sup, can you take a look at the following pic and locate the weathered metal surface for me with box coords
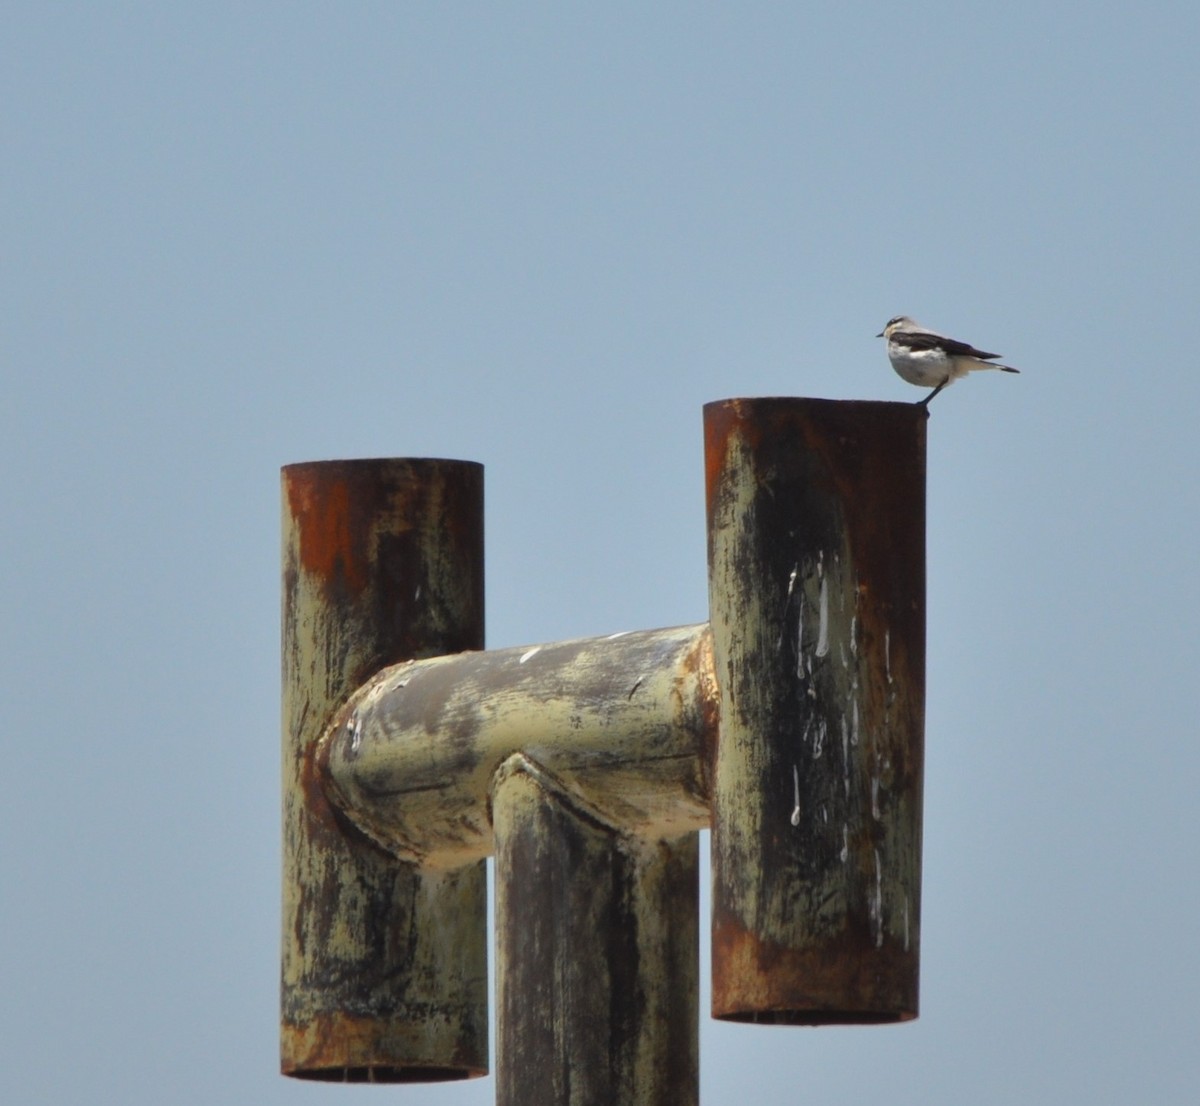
[322,624,716,870]
[705,398,926,1023]
[493,755,699,1106]
[281,459,488,1080]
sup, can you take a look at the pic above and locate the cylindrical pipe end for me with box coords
[705,398,925,1023]
[281,458,487,1079]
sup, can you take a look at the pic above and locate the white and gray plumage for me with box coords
[877,316,1020,407]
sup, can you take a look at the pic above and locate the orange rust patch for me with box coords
[704,400,746,511]
[282,1009,485,1081]
[285,469,369,594]
[707,399,809,511]
[711,909,917,1024]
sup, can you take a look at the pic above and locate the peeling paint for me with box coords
[705,398,924,1024]
[323,624,715,869]
[281,459,488,1080]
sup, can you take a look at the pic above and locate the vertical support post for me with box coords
[281,459,488,1080]
[493,756,699,1106]
[705,398,926,1023]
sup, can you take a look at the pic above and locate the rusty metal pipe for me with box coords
[493,756,699,1106]
[281,458,488,1081]
[322,623,716,871]
[705,398,926,1024]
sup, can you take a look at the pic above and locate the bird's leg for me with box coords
[918,376,951,407]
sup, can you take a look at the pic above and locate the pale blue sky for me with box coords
[4,4,1198,1103]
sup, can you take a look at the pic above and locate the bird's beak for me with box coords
[875,330,884,338]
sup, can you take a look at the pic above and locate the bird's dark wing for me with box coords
[899,330,1000,360]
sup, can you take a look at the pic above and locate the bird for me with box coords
[877,316,1019,407]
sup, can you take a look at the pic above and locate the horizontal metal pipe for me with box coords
[321,623,716,870]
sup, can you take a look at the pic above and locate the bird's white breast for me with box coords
[886,342,952,386]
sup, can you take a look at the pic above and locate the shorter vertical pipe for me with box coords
[705,398,926,1023]
[493,756,699,1106]
[281,459,488,1080]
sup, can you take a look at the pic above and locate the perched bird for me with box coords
[877,316,1020,407]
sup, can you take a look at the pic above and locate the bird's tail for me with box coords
[966,358,1019,374]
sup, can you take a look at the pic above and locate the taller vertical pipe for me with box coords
[281,459,487,1079]
[705,398,926,1023]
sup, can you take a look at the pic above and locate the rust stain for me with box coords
[685,626,719,802]
[705,398,925,1027]
[282,1010,484,1081]
[703,399,759,512]
[284,466,370,595]
[281,458,488,1083]
[711,909,917,1024]
[298,707,376,846]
